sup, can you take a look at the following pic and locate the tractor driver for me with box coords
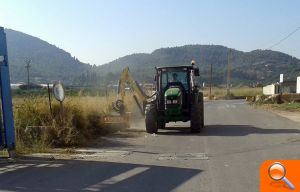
[171,73,178,82]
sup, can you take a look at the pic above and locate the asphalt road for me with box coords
[1,100,300,192]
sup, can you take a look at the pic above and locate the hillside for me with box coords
[97,45,300,85]
[5,29,300,86]
[5,29,91,84]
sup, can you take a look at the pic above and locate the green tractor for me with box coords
[145,61,204,133]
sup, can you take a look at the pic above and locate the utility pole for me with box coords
[209,63,212,99]
[25,59,31,90]
[226,49,231,96]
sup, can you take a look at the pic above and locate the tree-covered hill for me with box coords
[97,45,300,85]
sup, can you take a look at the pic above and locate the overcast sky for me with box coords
[0,0,299,65]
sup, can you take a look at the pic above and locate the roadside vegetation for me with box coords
[255,102,300,112]
[268,103,300,112]
[13,90,135,154]
[202,86,262,99]
[201,86,300,112]
[250,93,300,112]
[14,96,104,153]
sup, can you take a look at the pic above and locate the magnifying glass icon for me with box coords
[268,162,295,190]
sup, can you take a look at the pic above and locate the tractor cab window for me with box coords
[161,71,188,90]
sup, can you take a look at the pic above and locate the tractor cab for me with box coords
[155,65,200,121]
[156,65,199,93]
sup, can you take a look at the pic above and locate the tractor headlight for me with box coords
[172,100,178,104]
[166,100,172,104]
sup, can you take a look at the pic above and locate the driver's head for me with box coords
[172,73,178,81]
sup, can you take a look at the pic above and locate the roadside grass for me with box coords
[202,86,262,98]
[266,103,300,112]
[13,93,135,155]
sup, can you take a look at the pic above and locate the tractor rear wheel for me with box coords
[199,92,204,128]
[145,104,158,134]
[191,92,204,133]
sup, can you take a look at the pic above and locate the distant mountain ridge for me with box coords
[5,29,92,84]
[5,29,300,86]
[97,45,300,85]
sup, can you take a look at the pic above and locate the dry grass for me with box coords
[202,87,262,98]
[260,103,300,112]
[13,92,136,154]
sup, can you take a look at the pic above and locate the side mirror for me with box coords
[194,68,200,76]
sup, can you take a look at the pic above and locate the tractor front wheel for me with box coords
[145,104,158,134]
[191,92,204,133]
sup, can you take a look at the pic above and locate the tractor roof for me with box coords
[156,65,195,70]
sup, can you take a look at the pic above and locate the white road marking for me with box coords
[35,163,49,167]
[0,163,63,175]
[84,167,150,191]
[48,163,64,168]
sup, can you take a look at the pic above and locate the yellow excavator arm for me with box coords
[118,67,147,102]
[116,67,149,115]
[104,67,148,127]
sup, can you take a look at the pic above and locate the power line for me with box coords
[267,26,300,49]
[257,30,289,49]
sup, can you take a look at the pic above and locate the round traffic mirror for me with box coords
[53,81,65,102]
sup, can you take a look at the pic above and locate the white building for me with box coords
[10,83,24,90]
[297,76,300,94]
[263,84,280,95]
